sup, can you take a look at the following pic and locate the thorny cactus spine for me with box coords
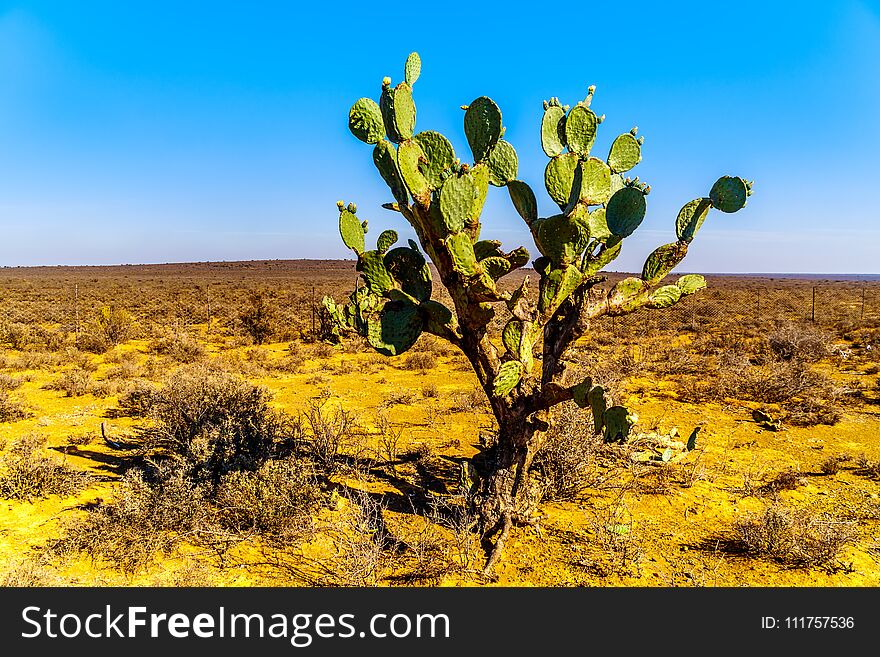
[324,52,753,574]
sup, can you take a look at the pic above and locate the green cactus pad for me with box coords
[418,299,456,336]
[605,186,647,237]
[376,230,398,254]
[339,209,365,254]
[349,98,385,144]
[373,140,409,206]
[588,385,607,434]
[540,105,567,157]
[468,164,490,233]
[609,173,626,196]
[641,242,687,285]
[493,360,523,397]
[439,173,476,234]
[384,246,432,301]
[544,153,579,210]
[538,264,583,314]
[482,256,511,280]
[392,83,416,141]
[565,105,598,155]
[445,231,478,276]
[507,246,530,269]
[487,139,518,186]
[404,52,421,86]
[607,133,642,173]
[358,251,395,295]
[534,214,589,266]
[507,180,538,225]
[367,300,423,356]
[610,276,647,311]
[379,83,401,143]
[648,284,683,308]
[413,131,455,189]
[676,274,707,295]
[397,139,431,205]
[473,239,503,261]
[709,176,749,213]
[502,319,523,356]
[675,197,713,242]
[579,157,612,205]
[587,208,612,241]
[464,96,502,163]
[603,406,631,443]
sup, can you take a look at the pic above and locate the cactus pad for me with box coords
[397,139,431,205]
[464,96,502,163]
[339,208,365,254]
[587,208,612,241]
[709,176,749,213]
[487,139,518,186]
[367,300,423,356]
[385,246,432,301]
[507,180,538,225]
[349,98,385,144]
[413,131,455,189]
[544,152,579,210]
[641,242,687,285]
[404,52,421,86]
[541,105,567,157]
[482,256,511,280]
[358,251,395,295]
[588,385,607,434]
[493,360,523,397]
[468,164,490,230]
[648,284,683,308]
[373,140,409,206]
[539,264,583,314]
[675,198,712,242]
[392,83,416,141]
[439,173,476,234]
[376,229,398,254]
[605,186,647,237]
[603,406,632,443]
[565,105,598,155]
[607,133,642,173]
[534,214,589,266]
[579,157,612,205]
[445,231,478,276]
[571,377,592,408]
[474,239,503,261]
[676,274,706,295]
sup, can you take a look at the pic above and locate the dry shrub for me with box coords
[0,390,31,422]
[0,373,23,391]
[96,305,135,345]
[301,399,356,474]
[421,383,439,398]
[137,366,290,479]
[0,434,92,500]
[532,404,602,501]
[402,351,437,371]
[150,331,205,363]
[239,291,277,345]
[732,504,856,569]
[76,331,110,354]
[45,368,93,397]
[0,557,62,586]
[768,322,831,362]
[116,380,158,417]
[215,458,319,537]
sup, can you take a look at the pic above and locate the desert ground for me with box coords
[0,260,878,586]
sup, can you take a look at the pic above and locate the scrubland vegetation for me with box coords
[0,261,877,586]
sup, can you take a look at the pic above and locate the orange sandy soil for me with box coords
[1,333,879,587]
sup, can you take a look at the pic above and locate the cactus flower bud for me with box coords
[637,136,645,145]
[348,202,357,213]
[598,114,606,123]
[630,126,638,135]
[588,84,596,94]
[336,200,345,210]
[382,76,391,86]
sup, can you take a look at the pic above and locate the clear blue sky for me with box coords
[0,1,878,272]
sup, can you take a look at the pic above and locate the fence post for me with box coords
[311,284,316,339]
[811,286,816,323]
[74,283,80,337]
[861,284,866,320]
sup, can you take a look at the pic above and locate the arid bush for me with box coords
[76,331,110,354]
[732,504,856,569]
[768,322,832,362]
[239,291,277,345]
[138,366,290,479]
[532,404,602,501]
[1,322,32,350]
[0,390,31,422]
[402,351,437,371]
[45,368,93,397]
[215,458,320,536]
[0,434,92,500]
[301,399,356,474]
[96,305,135,346]
[116,380,158,417]
[150,330,206,363]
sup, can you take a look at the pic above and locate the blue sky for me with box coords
[0,1,878,272]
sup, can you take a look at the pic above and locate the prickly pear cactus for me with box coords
[324,50,751,447]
